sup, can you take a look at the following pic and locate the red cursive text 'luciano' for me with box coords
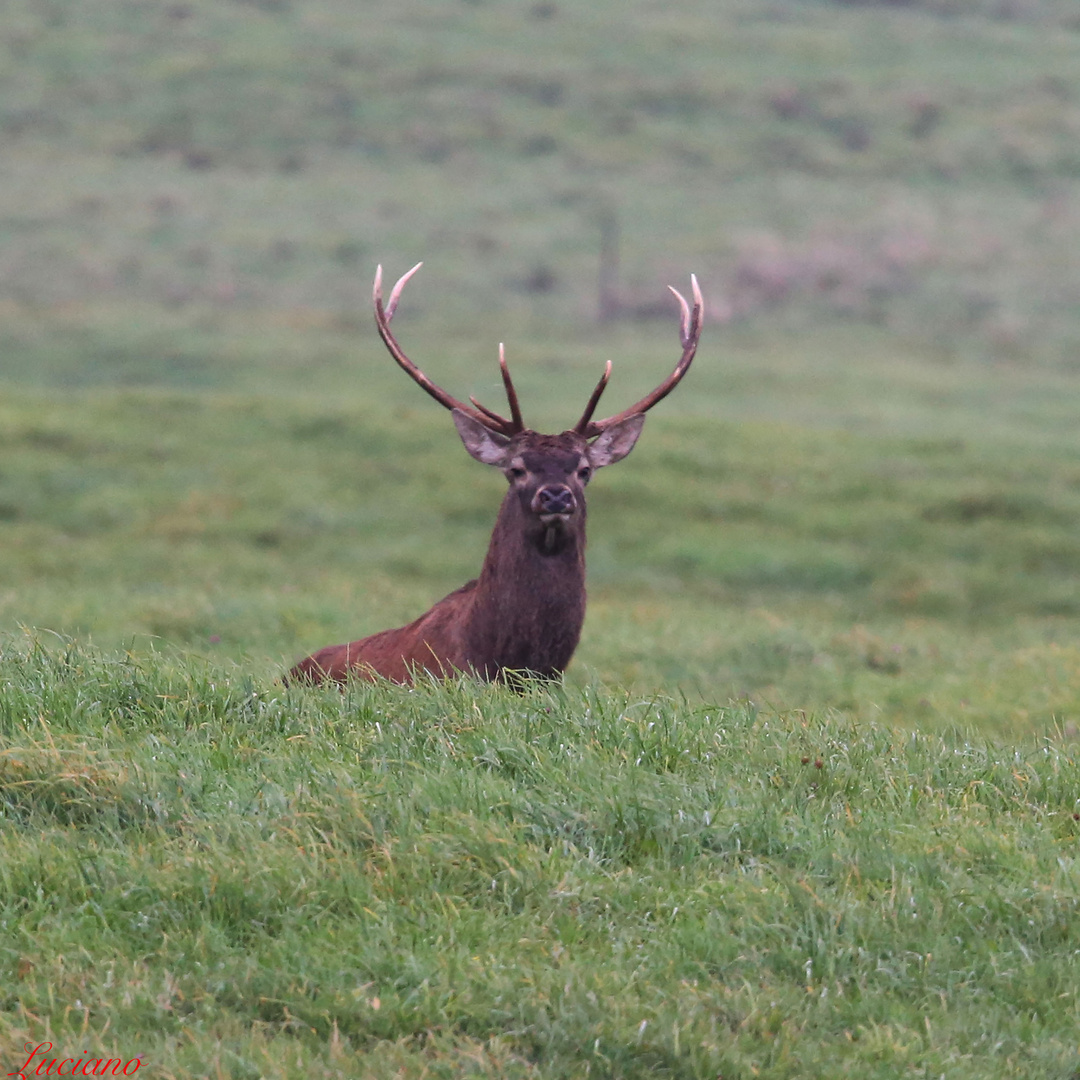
[8,1043,142,1080]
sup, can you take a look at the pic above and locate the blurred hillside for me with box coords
[2,0,1080,378]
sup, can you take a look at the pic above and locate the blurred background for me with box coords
[4,0,1080,732]
[2,0,1080,368]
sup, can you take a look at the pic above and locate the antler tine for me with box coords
[384,261,423,321]
[469,394,512,426]
[498,343,525,432]
[691,272,703,313]
[461,343,526,431]
[573,359,612,434]
[580,275,704,439]
[668,284,691,345]
[372,263,523,437]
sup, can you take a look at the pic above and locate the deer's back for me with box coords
[287,580,478,685]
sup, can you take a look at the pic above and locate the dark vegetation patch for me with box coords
[922,492,1073,525]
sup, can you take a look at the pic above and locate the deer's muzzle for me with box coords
[533,484,577,519]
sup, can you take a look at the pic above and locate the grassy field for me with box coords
[4,1,1080,1075]
[4,324,1080,1074]
[6,319,1080,735]
[1,645,1079,1078]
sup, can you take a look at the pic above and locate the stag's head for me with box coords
[450,414,645,551]
[372,263,704,548]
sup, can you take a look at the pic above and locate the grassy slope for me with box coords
[1,643,1078,1078]
[3,2,1080,1075]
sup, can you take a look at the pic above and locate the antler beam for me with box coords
[574,274,704,437]
[373,264,524,437]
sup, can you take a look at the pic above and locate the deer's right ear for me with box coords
[452,409,512,466]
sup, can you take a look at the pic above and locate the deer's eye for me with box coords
[508,466,527,480]
[577,466,592,482]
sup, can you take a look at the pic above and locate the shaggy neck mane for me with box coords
[463,488,588,679]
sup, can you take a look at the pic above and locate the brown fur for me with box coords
[287,430,594,686]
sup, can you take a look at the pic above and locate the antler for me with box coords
[574,274,704,438]
[373,263,525,437]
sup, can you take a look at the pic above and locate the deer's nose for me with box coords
[535,485,576,515]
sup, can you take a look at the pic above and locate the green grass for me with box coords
[1,641,1078,1078]
[6,328,1080,1073]
[5,321,1080,735]
[5,1,1080,1074]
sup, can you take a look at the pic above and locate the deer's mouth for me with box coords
[538,511,574,525]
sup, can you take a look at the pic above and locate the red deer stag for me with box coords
[287,263,704,686]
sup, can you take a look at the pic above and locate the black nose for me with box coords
[537,485,575,514]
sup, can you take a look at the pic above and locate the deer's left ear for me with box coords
[452,409,512,466]
[587,414,646,468]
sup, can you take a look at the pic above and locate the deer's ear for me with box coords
[452,409,512,466]
[587,414,646,468]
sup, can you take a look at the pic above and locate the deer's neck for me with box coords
[464,493,587,679]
